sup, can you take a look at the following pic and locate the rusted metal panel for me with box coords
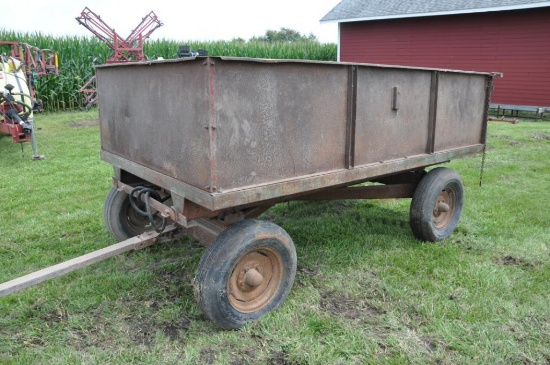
[354,67,432,165]
[98,58,211,190]
[434,73,488,151]
[295,184,417,201]
[96,57,494,212]
[212,60,348,191]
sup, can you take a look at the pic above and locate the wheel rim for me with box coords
[227,246,284,314]
[432,188,457,229]
[122,194,170,235]
[123,200,152,234]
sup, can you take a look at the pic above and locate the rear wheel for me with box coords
[194,219,297,330]
[409,167,464,241]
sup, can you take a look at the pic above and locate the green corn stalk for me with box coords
[0,30,336,111]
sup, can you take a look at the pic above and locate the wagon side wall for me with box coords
[97,59,212,190]
[213,60,349,191]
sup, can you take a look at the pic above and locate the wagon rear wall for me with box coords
[96,57,494,211]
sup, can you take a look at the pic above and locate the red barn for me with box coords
[321,0,550,111]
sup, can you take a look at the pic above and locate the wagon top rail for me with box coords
[96,55,503,78]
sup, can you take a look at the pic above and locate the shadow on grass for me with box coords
[264,199,415,246]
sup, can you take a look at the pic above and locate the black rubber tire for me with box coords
[103,186,161,241]
[409,167,464,242]
[194,219,297,330]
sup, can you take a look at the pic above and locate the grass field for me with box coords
[0,110,549,364]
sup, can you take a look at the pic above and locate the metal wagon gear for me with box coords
[0,56,500,330]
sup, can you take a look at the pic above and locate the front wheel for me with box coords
[103,186,169,242]
[409,167,464,241]
[194,219,297,330]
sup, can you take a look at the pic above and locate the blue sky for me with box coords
[1,0,339,43]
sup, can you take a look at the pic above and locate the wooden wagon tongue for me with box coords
[0,225,178,298]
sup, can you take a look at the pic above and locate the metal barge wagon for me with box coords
[1,57,499,329]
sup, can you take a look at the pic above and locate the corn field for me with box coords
[0,31,337,112]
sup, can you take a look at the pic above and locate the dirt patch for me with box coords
[499,255,522,265]
[127,315,190,346]
[227,347,257,365]
[68,316,114,351]
[68,120,99,127]
[448,287,468,301]
[494,255,535,268]
[161,318,191,341]
[153,268,196,302]
[268,349,299,365]
[40,309,68,324]
[129,321,155,346]
[67,298,192,351]
[530,132,550,140]
[199,347,219,364]
[294,264,323,287]
[320,290,380,321]
[297,264,321,278]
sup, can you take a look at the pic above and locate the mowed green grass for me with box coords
[0,111,549,364]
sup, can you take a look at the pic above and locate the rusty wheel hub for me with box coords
[227,247,283,313]
[432,189,456,229]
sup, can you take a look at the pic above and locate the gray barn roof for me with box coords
[321,0,550,23]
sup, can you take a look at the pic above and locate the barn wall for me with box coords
[339,8,550,106]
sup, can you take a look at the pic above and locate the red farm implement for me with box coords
[75,7,163,110]
[0,41,59,159]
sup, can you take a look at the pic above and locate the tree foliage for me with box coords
[250,27,318,43]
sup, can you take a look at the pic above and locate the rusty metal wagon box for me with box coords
[96,57,494,212]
